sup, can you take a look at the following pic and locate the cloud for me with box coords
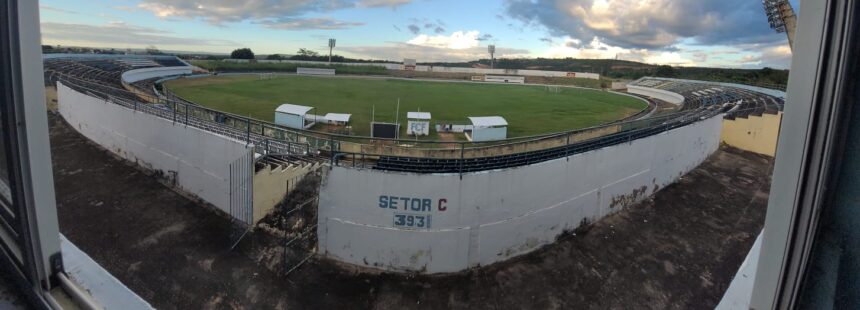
[40,5,78,14]
[407,31,485,50]
[732,43,792,68]
[407,24,421,34]
[341,43,529,62]
[691,52,708,63]
[40,21,239,48]
[543,37,695,66]
[357,0,411,7]
[404,19,447,35]
[340,30,518,62]
[505,0,786,50]
[137,0,409,27]
[758,45,792,68]
[258,18,364,30]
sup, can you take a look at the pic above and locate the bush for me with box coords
[230,48,255,60]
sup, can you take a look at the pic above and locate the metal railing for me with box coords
[333,108,720,175]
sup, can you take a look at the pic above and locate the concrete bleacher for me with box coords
[628,78,785,118]
[118,58,158,68]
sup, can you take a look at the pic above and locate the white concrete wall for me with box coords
[61,235,153,310]
[297,67,336,75]
[626,84,686,105]
[471,126,507,141]
[57,83,251,214]
[318,115,722,273]
[121,66,193,83]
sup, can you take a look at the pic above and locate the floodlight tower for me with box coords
[488,45,496,69]
[762,0,797,50]
[328,38,336,63]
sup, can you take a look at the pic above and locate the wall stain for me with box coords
[610,185,649,209]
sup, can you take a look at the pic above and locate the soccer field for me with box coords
[164,75,647,138]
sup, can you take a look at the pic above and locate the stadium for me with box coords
[41,53,785,277]
[16,0,860,308]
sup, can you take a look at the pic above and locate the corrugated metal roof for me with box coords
[468,116,508,127]
[325,113,352,122]
[407,112,431,119]
[275,104,313,115]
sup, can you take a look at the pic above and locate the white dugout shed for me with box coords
[467,116,508,141]
[274,104,315,129]
[407,112,431,136]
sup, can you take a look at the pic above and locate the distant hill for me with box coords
[420,58,789,89]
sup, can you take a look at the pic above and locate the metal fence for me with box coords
[228,148,255,249]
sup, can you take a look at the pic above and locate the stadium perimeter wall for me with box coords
[224,59,601,79]
[626,84,685,105]
[57,82,251,215]
[721,113,782,156]
[318,115,723,273]
[121,66,193,84]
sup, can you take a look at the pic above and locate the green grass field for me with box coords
[165,75,646,138]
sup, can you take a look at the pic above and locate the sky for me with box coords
[39,0,797,69]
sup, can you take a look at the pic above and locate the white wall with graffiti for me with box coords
[318,115,722,273]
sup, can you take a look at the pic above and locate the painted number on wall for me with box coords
[379,196,446,229]
[393,213,431,229]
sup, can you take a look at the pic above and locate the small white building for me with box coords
[274,104,315,129]
[467,116,508,142]
[406,112,431,136]
[324,113,352,126]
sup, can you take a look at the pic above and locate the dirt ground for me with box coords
[0,274,27,310]
[49,112,772,309]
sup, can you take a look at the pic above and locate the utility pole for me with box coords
[328,38,336,63]
[488,45,496,69]
[395,98,400,139]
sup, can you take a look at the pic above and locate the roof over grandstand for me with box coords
[469,116,508,127]
[407,112,431,120]
[275,104,314,115]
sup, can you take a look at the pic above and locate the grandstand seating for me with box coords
[627,78,784,119]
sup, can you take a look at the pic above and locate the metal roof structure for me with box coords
[275,104,314,115]
[407,112,432,120]
[325,113,352,123]
[468,116,508,127]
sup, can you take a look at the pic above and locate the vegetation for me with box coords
[230,48,255,60]
[145,45,162,55]
[265,54,286,60]
[165,75,646,138]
